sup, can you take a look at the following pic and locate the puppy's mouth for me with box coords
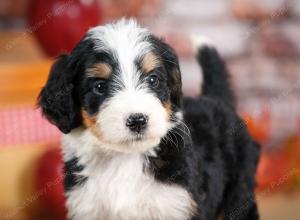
[102,133,151,144]
[132,133,145,141]
[124,133,148,143]
[122,133,160,145]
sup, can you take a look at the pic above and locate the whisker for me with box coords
[169,129,186,149]
[167,132,179,151]
[169,131,180,150]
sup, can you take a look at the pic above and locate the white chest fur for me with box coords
[62,130,196,220]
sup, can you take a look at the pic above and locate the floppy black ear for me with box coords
[149,36,183,107]
[157,39,183,107]
[38,55,81,133]
[165,52,182,108]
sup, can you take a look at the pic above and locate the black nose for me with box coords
[126,113,148,133]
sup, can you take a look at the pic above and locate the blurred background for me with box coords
[0,0,300,219]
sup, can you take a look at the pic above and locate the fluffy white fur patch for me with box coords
[87,18,152,93]
[62,129,196,220]
[97,89,172,153]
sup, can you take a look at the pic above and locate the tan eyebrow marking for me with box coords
[86,63,112,79]
[141,53,161,74]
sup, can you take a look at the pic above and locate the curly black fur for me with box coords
[149,46,260,219]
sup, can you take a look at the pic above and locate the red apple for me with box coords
[35,147,66,220]
[28,0,102,57]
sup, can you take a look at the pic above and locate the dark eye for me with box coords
[93,80,106,95]
[148,74,159,88]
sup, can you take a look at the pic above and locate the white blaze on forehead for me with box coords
[85,19,175,153]
[87,19,152,91]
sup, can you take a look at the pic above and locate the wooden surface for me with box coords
[0,32,52,107]
[0,60,52,106]
[258,191,300,220]
[0,32,46,62]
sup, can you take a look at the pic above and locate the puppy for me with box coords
[39,19,260,220]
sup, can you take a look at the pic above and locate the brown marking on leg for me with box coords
[86,63,112,79]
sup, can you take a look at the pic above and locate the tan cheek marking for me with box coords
[141,53,161,74]
[81,110,102,139]
[163,102,172,120]
[82,110,96,127]
[86,63,112,79]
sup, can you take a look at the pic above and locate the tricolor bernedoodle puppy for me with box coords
[39,19,260,220]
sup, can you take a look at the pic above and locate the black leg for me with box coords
[223,184,259,220]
